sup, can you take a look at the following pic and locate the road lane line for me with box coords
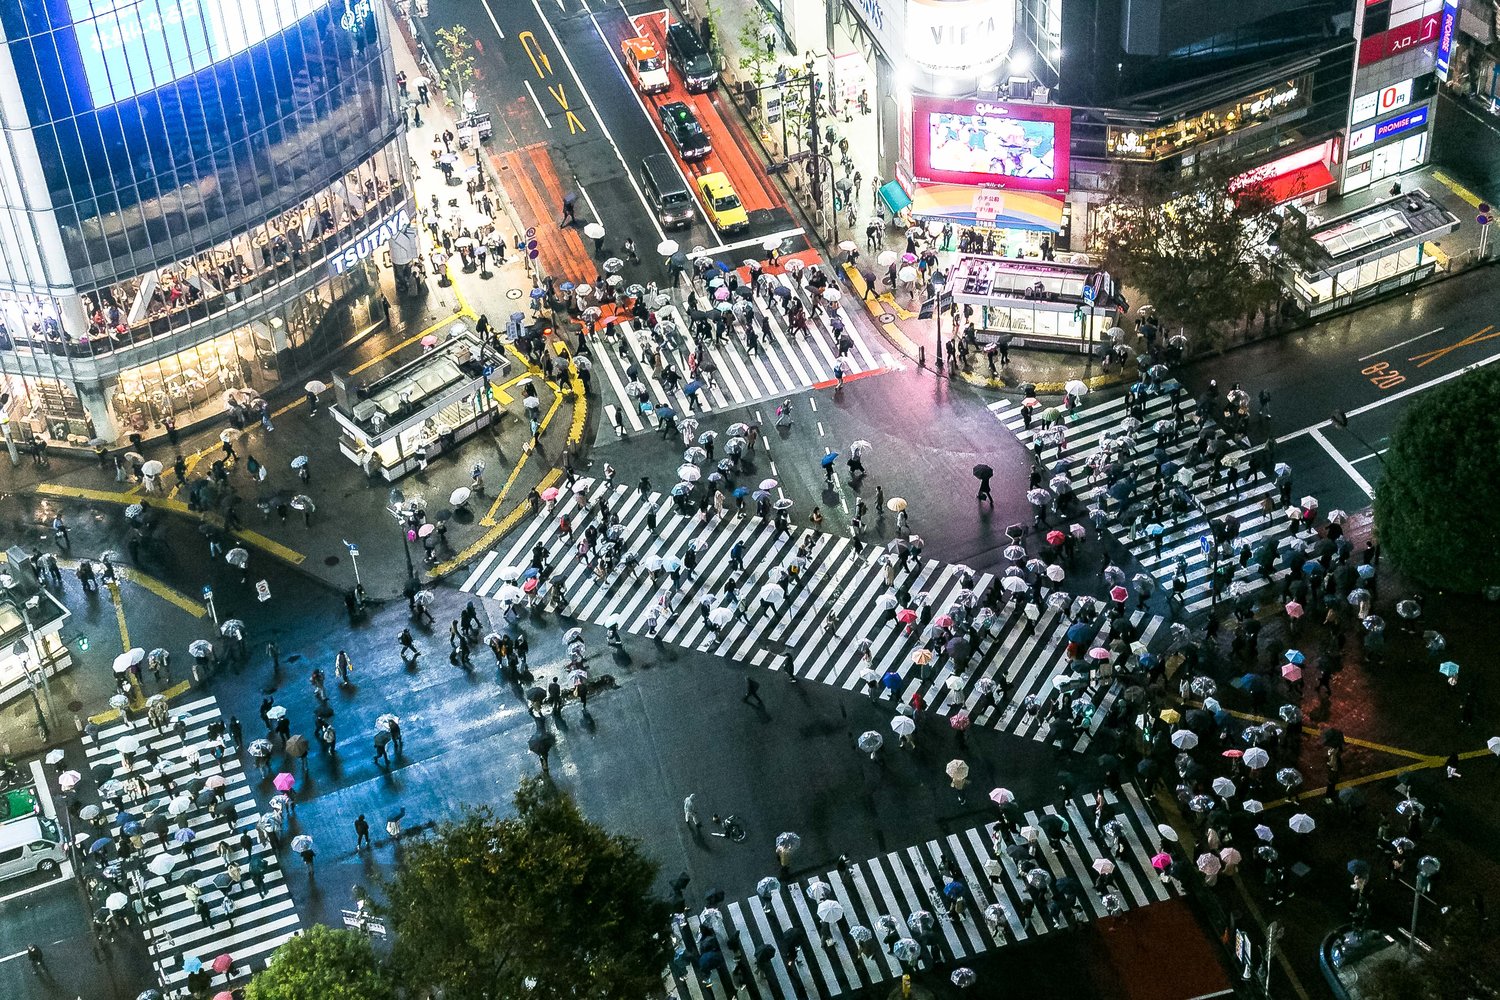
[480,0,505,37]
[1350,447,1389,463]
[532,0,667,241]
[1276,352,1500,444]
[1309,426,1375,498]
[1356,326,1444,361]
[521,80,553,128]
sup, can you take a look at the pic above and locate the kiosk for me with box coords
[947,255,1124,352]
[330,320,510,481]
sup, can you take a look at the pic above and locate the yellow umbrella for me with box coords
[1159,708,1181,724]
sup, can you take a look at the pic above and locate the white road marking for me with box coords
[522,80,553,128]
[1309,426,1376,498]
[480,0,505,37]
[1276,352,1500,444]
[1357,326,1444,361]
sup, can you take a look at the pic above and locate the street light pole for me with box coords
[1407,856,1441,962]
[388,489,419,583]
[931,274,946,378]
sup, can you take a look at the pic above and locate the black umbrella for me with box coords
[1184,708,1213,733]
[1321,728,1345,748]
[194,788,215,806]
[525,687,545,703]
[90,763,114,784]
[1005,842,1035,861]
[1038,814,1068,837]
[528,731,555,755]
[973,464,993,479]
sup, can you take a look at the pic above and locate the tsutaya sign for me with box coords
[846,0,1014,79]
[331,207,413,275]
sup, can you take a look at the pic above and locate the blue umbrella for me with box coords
[89,837,113,854]
[173,828,196,844]
[1139,653,1160,669]
[1230,674,1256,692]
[1148,524,1166,536]
[182,956,203,973]
[654,405,676,418]
[122,820,142,835]
[882,669,902,691]
[714,260,731,272]
[685,380,703,395]
[510,311,526,322]
[772,285,792,298]
[1108,481,1133,501]
[521,567,539,581]
[1066,623,1092,644]
[820,452,840,467]
[1347,859,1370,877]
[1438,661,1460,677]
[529,288,545,300]
[752,489,770,502]
[1284,649,1306,664]
[732,486,750,498]
[1302,560,1323,576]
[670,483,693,497]
[559,281,575,292]
[1356,563,1376,579]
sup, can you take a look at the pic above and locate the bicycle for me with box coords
[707,814,747,842]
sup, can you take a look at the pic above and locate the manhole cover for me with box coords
[324,555,341,567]
[67,700,83,712]
[506,288,523,299]
[879,313,896,323]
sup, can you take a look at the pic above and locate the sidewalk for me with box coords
[0,15,584,604]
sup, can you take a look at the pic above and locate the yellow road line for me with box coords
[52,557,208,619]
[109,580,129,648]
[351,309,469,376]
[437,466,560,577]
[1430,169,1485,208]
[1198,701,1444,761]
[89,679,192,725]
[481,387,564,525]
[35,483,306,566]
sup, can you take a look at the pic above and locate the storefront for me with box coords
[330,321,510,481]
[1230,138,1342,209]
[1283,189,1459,317]
[948,254,1121,350]
[1104,76,1313,162]
[0,555,71,733]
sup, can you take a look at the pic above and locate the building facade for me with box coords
[0,0,410,447]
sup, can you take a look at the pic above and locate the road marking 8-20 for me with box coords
[1361,360,1406,389]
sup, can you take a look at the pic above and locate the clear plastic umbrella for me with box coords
[857,731,884,755]
[890,715,916,736]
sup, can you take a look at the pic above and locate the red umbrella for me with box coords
[1046,530,1066,545]
[214,993,234,1000]
[1109,586,1128,603]
[949,711,971,731]
[523,578,539,593]
[896,608,918,624]
[1222,749,1244,758]
[272,772,295,792]
[212,953,234,974]
[932,614,955,628]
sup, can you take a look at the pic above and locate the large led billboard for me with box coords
[910,97,1070,195]
[69,0,330,105]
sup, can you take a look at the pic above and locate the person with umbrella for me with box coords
[974,463,994,502]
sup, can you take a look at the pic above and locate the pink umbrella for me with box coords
[1222,749,1243,759]
[212,953,234,973]
[1151,852,1172,870]
[713,287,729,301]
[896,609,918,624]
[1109,586,1128,603]
[214,993,234,1000]
[523,578,539,593]
[420,335,438,348]
[933,614,955,628]
[1284,601,1304,619]
[272,772,296,792]
[949,711,971,731]
[989,787,1014,805]
[1281,663,1302,681]
[541,486,560,501]
[1087,647,1112,660]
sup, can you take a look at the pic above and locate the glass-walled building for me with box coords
[0,0,410,446]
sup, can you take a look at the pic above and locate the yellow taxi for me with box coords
[696,172,749,234]
[621,37,669,94]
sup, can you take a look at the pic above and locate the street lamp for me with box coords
[1329,410,1389,473]
[2,593,54,739]
[387,488,419,583]
[1407,855,1441,962]
[931,272,947,378]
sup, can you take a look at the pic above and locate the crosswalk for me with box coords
[462,481,1166,749]
[590,272,890,432]
[82,694,300,995]
[662,785,1173,999]
[989,391,1292,615]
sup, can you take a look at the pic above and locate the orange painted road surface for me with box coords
[490,143,597,285]
[628,14,784,215]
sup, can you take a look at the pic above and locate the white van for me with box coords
[0,814,65,882]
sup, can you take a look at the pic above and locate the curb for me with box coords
[840,264,1135,396]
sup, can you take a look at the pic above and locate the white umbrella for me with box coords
[305,380,327,394]
[1064,379,1089,397]
[1242,799,1265,814]
[817,899,845,924]
[1243,747,1270,769]
[1289,813,1316,834]
[857,731,884,755]
[141,459,163,476]
[1155,823,1179,843]
[225,548,249,568]
[677,464,701,483]
[583,222,606,240]
[1170,730,1199,750]
[116,735,140,754]
[890,715,916,736]
[897,265,917,283]
[945,759,969,782]
[989,787,1014,805]
[1211,777,1236,797]
[657,239,679,256]
[758,583,784,604]
[1091,858,1115,875]
[708,607,734,627]
[877,249,899,266]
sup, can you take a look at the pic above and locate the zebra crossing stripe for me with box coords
[662,789,1173,999]
[988,392,1297,616]
[463,483,1169,748]
[82,694,301,994]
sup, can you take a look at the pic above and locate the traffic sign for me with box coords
[1200,535,1212,555]
[255,580,271,602]
[202,586,213,599]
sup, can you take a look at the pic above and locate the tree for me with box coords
[243,924,394,1000]
[435,25,476,100]
[1373,364,1500,594]
[1358,912,1500,1000]
[738,4,779,87]
[382,779,673,1000]
[1091,156,1308,350]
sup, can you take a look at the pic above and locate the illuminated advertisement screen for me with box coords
[910,97,1070,194]
[68,0,330,104]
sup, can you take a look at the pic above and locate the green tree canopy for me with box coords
[243,924,394,1000]
[1358,912,1500,1000]
[1091,156,1313,349]
[1374,364,1500,593]
[382,779,673,1000]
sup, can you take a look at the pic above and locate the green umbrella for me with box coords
[1041,407,1061,423]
